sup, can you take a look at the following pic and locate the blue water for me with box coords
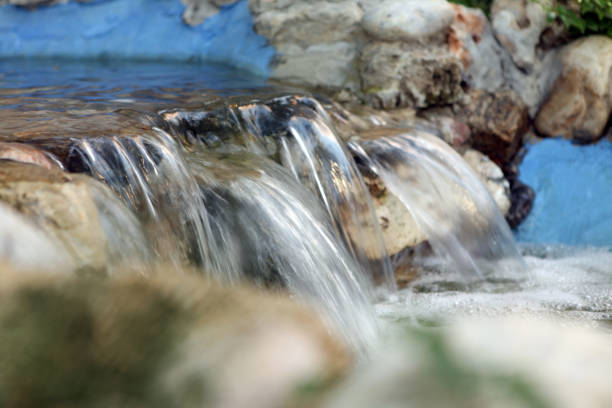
[516,138,612,246]
[0,0,274,76]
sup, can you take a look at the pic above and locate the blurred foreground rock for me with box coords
[0,268,349,408]
[326,317,612,408]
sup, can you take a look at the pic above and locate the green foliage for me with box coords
[536,0,612,37]
[448,0,494,16]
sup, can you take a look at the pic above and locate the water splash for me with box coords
[353,129,525,278]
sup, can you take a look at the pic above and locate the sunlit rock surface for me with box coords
[535,36,612,143]
[0,269,349,408]
[516,138,612,246]
[0,0,274,75]
[0,161,146,272]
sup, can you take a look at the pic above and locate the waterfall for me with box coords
[352,129,525,278]
[161,95,396,291]
[67,128,379,349]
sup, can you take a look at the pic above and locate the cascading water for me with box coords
[161,96,396,291]
[67,127,379,349]
[351,129,526,278]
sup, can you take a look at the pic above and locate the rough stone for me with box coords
[181,0,239,26]
[0,269,349,408]
[0,161,119,272]
[535,35,612,142]
[361,0,455,42]
[462,149,511,215]
[491,0,549,71]
[459,89,530,169]
[271,42,359,89]
[449,2,562,116]
[360,42,463,109]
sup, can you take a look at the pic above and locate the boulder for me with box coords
[250,0,363,90]
[449,2,562,116]
[491,0,549,71]
[459,89,530,169]
[0,161,137,272]
[359,42,463,109]
[535,36,612,143]
[0,269,349,408]
[361,0,455,42]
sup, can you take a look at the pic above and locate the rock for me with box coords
[361,0,455,42]
[250,0,363,90]
[0,142,61,170]
[535,36,612,142]
[0,269,349,408]
[506,174,534,229]
[360,42,463,109]
[459,89,529,169]
[327,317,612,408]
[449,2,562,116]
[364,173,427,255]
[0,161,139,272]
[491,0,549,71]
[0,202,73,271]
[462,149,511,215]
[271,42,359,89]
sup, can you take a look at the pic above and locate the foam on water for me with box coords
[377,245,612,327]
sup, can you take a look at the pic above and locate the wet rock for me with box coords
[535,36,612,142]
[0,142,61,170]
[181,0,239,26]
[0,269,349,408]
[462,149,511,215]
[491,0,549,71]
[361,0,455,42]
[506,174,534,229]
[360,42,463,109]
[0,161,119,272]
[459,89,529,169]
[365,174,427,255]
[0,202,73,271]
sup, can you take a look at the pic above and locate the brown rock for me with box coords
[535,36,612,143]
[460,89,529,169]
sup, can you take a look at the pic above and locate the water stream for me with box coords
[1,59,611,350]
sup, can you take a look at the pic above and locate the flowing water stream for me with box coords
[1,59,611,350]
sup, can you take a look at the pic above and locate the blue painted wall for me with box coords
[0,0,274,76]
[516,138,612,246]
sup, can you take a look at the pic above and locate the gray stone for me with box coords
[491,0,549,71]
[361,0,455,42]
[359,42,463,109]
